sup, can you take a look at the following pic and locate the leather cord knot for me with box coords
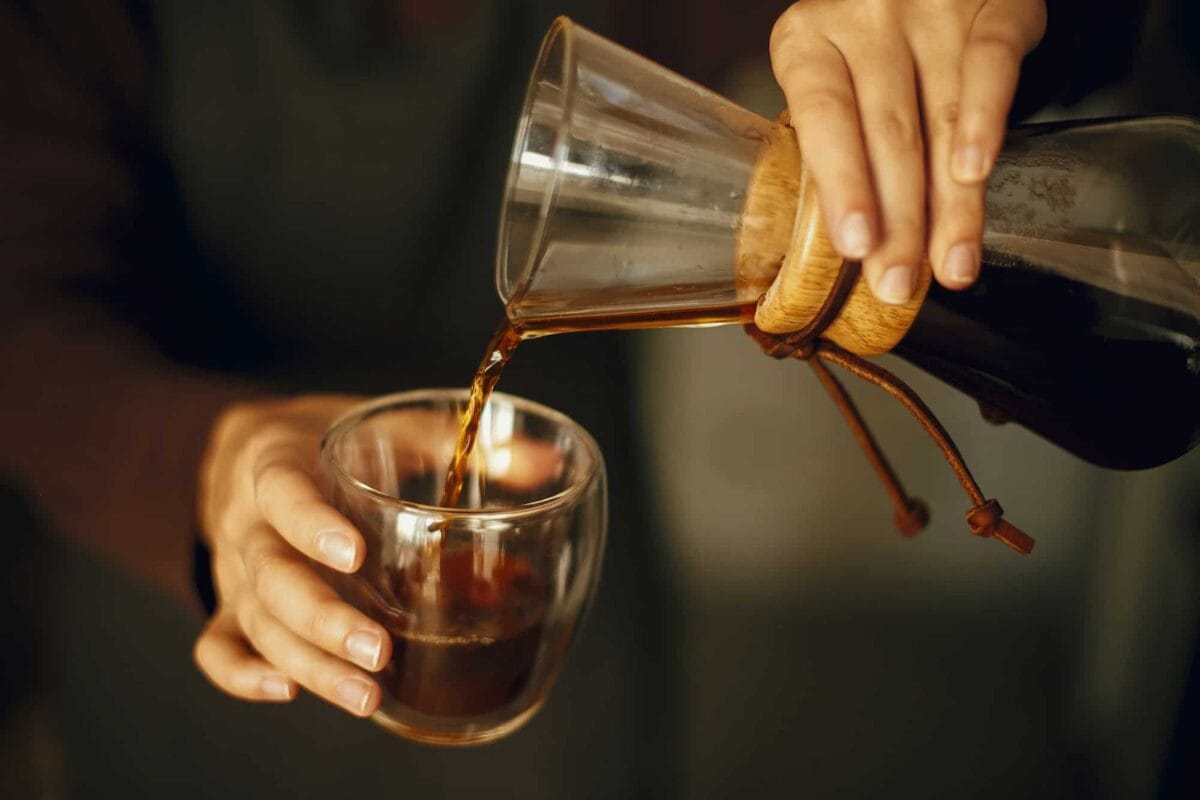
[966,499,1036,555]
[966,498,1005,536]
[747,260,1035,555]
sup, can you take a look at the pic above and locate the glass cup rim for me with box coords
[320,387,604,520]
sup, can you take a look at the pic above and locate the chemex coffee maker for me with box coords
[494,17,1200,554]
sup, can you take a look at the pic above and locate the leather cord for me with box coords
[746,260,1035,555]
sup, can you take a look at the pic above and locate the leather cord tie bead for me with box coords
[745,259,1035,555]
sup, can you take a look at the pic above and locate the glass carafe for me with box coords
[497,18,1200,470]
[898,117,1200,469]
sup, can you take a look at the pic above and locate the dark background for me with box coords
[2,1,1199,797]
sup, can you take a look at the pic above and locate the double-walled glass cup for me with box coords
[319,389,607,745]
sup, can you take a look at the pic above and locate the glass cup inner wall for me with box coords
[325,391,599,511]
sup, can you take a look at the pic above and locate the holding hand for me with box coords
[766,0,1046,320]
[193,395,389,717]
[191,394,565,718]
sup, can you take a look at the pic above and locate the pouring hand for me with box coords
[767,0,1046,317]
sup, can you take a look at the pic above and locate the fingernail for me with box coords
[876,265,915,305]
[316,531,356,571]
[837,212,872,258]
[954,144,988,183]
[335,677,375,716]
[260,674,293,700]
[944,242,979,285]
[345,630,383,670]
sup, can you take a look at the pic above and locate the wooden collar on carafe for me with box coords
[738,111,1034,556]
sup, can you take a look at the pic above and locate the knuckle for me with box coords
[818,166,867,197]
[795,89,852,122]
[251,419,299,447]
[933,185,982,223]
[770,5,806,52]
[253,456,317,516]
[286,653,330,696]
[875,218,925,260]
[306,599,345,644]
[253,459,292,505]
[249,549,289,599]
[871,108,921,153]
[1014,1,1048,45]
[209,402,259,448]
[968,31,1023,63]
[1030,7,1048,43]
[288,497,326,533]
[251,431,307,476]
[931,101,959,133]
[893,217,927,250]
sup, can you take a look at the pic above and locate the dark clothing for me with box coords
[1,1,680,796]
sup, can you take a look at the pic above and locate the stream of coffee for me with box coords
[438,290,759,510]
[438,321,523,509]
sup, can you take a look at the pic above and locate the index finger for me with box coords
[771,29,877,262]
[253,450,365,574]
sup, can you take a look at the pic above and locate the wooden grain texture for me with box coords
[733,121,802,300]
[736,117,930,356]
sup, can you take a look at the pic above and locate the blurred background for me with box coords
[2,1,1199,798]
